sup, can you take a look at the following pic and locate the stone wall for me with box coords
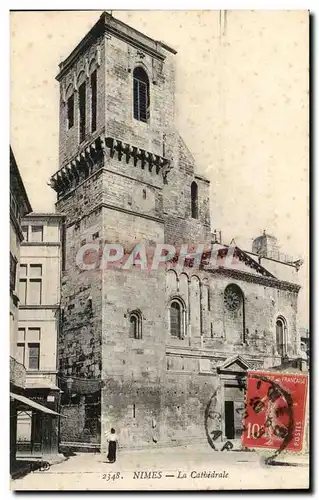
[56,174,103,382]
[104,34,175,156]
[161,371,218,445]
[60,395,101,446]
[165,268,299,359]
[58,36,106,166]
[60,403,86,443]
[100,207,166,449]
[163,136,211,247]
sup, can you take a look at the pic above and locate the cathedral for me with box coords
[49,12,303,452]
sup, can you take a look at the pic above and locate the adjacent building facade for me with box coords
[10,147,32,466]
[10,148,32,364]
[10,149,64,464]
[15,213,65,456]
[49,12,305,451]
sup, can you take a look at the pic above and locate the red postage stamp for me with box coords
[242,371,308,452]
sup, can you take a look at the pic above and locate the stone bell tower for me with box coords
[50,12,180,449]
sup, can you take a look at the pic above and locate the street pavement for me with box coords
[12,443,309,491]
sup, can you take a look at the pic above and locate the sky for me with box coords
[10,10,309,327]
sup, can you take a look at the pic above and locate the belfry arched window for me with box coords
[276,317,287,357]
[191,181,198,219]
[169,299,185,339]
[133,67,150,123]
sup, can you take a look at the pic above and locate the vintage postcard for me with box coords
[10,10,309,491]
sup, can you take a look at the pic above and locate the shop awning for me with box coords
[10,392,64,416]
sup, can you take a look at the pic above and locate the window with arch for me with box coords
[169,299,185,339]
[191,181,198,219]
[223,284,246,343]
[133,67,150,123]
[224,284,243,312]
[276,317,286,357]
[129,311,142,339]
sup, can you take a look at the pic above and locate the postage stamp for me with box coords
[242,371,308,453]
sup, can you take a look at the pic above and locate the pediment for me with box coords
[218,355,252,373]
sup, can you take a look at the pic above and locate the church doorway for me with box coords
[224,391,244,440]
[217,355,253,446]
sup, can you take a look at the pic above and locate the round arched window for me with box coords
[276,317,286,357]
[129,311,142,339]
[170,300,184,338]
[224,284,243,311]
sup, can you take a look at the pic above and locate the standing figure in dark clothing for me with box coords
[106,428,118,463]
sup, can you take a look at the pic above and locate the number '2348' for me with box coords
[102,472,121,481]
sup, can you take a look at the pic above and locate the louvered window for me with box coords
[133,67,150,123]
[28,343,40,370]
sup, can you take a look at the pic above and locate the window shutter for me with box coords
[28,343,40,370]
[133,68,149,123]
[138,81,147,122]
[133,79,139,120]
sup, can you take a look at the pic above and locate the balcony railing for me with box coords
[266,249,294,264]
[10,356,26,389]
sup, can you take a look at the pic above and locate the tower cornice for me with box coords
[206,267,301,293]
[49,132,172,198]
[56,12,176,82]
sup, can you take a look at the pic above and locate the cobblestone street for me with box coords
[12,444,309,491]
